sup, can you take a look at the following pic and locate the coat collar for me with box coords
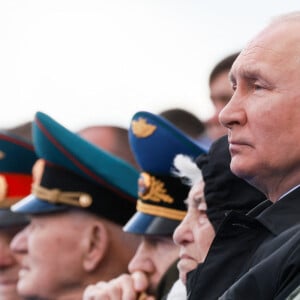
[253,186,300,235]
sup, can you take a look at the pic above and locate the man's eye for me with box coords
[193,196,203,206]
[254,83,263,90]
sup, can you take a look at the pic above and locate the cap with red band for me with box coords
[0,173,33,207]
[0,130,37,227]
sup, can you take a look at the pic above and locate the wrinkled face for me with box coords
[0,226,24,300]
[173,180,215,284]
[206,70,233,141]
[10,211,87,299]
[128,236,178,296]
[219,20,300,198]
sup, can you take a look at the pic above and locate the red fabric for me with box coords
[1,173,32,198]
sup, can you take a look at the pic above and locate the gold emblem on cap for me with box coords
[137,200,186,221]
[32,184,93,208]
[131,117,157,138]
[0,175,7,203]
[79,194,92,207]
[138,172,173,204]
[0,151,6,160]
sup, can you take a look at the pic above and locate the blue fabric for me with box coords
[129,111,206,174]
[33,112,138,198]
[12,111,139,221]
[12,194,68,214]
[124,111,207,235]
[0,132,37,173]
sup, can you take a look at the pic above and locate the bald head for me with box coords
[78,126,139,169]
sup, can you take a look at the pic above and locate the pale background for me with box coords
[1,1,299,131]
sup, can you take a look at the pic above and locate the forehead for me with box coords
[190,179,204,193]
[30,211,72,224]
[143,235,174,246]
[231,21,300,78]
[186,180,204,203]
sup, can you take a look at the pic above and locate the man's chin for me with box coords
[17,278,37,299]
[230,158,249,178]
[0,283,19,300]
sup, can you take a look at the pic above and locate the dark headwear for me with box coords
[196,135,266,231]
[123,111,206,236]
[0,130,37,228]
[12,112,139,226]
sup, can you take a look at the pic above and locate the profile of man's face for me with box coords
[128,236,179,296]
[219,21,300,192]
[173,181,215,284]
[11,211,89,299]
[0,225,25,300]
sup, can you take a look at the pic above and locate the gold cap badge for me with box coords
[138,172,173,204]
[131,118,157,138]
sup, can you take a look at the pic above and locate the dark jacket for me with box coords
[157,259,179,300]
[187,186,300,300]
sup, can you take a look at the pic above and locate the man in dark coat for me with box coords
[187,11,300,300]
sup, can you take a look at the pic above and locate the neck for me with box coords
[250,175,300,203]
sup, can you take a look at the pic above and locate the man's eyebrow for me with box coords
[230,66,264,83]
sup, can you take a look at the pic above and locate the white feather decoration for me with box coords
[172,154,202,186]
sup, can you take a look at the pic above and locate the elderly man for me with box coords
[83,110,206,300]
[186,11,300,300]
[10,111,140,299]
[0,128,37,300]
[172,136,265,286]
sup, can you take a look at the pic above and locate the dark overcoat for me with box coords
[187,186,300,300]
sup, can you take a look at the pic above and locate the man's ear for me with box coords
[82,221,108,272]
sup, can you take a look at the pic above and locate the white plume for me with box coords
[172,154,202,186]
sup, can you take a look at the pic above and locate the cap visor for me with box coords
[0,209,29,228]
[11,194,68,214]
[123,211,180,236]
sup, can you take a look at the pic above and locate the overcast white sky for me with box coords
[1,1,299,131]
